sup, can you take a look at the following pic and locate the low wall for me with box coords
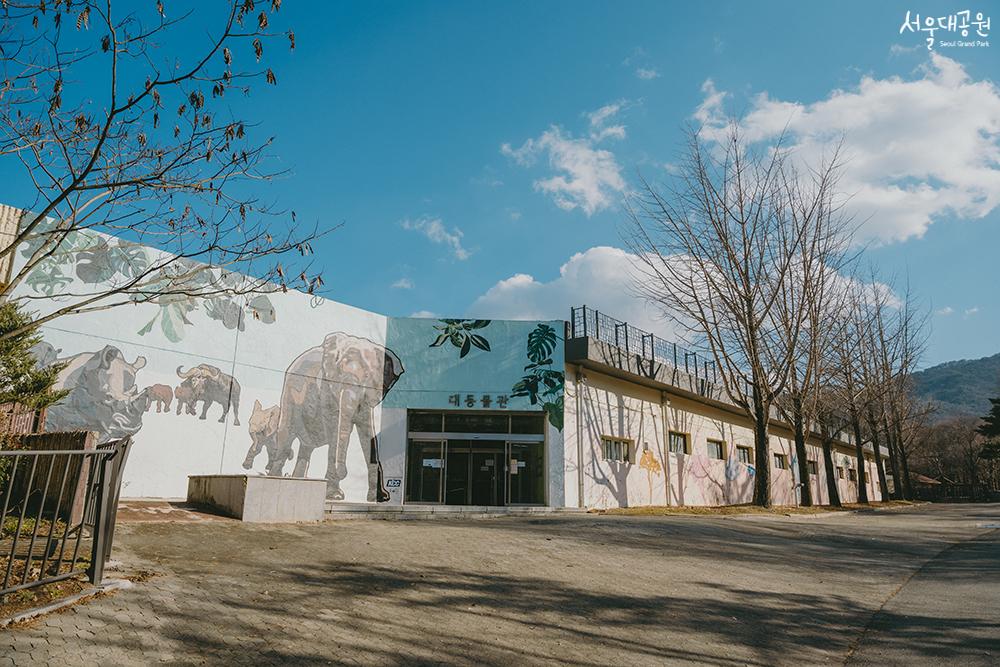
[187,475,326,523]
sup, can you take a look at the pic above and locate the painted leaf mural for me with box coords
[512,323,564,430]
[19,223,278,343]
[429,319,491,358]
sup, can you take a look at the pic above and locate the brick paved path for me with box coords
[2,504,998,665]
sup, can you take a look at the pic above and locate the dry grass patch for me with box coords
[0,576,92,625]
[591,499,923,517]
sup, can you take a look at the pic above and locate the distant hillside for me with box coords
[911,353,1000,422]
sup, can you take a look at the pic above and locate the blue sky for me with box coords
[3,1,998,367]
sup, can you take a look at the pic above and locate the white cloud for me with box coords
[401,216,471,260]
[694,54,1000,244]
[501,103,628,216]
[935,306,954,316]
[508,209,522,221]
[391,278,414,290]
[635,67,660,80]
[409,310,437,318]
[467,246,678,338]
[964,306,980,316]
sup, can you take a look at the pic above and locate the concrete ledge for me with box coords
[0,579,133,629]
[324,502,587,520]
[187,475,325,523]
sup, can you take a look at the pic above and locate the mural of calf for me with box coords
[246,332,404,502]
[144,384,174,413]
[242,400,282,474]
[175,364,241,425]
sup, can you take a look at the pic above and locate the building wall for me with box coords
[564,367,884,509]
[9,215,563,503]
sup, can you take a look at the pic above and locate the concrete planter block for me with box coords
[187,475,326,523]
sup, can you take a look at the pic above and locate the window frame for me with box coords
[836,466,845,479]
[773,453,788,470]
[807,459,818,476]
[600,435,633,464]
[847,468,858,483]
[706,439,726,460]
[736,445,753,464]
[668,431,690,455]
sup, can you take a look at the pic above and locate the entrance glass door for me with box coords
[444,442,470,505]
[471,448,505,506]
[405,411,547,507]
[508,442,544,505]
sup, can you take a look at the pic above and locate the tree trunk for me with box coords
[895,417,914,500]
[752,393,771,507]
[899,435,914,500]
[793,398,812,506]
[866,408,889,502]
[851,409,869,504]
[821,429,841,508]
[883,413,902,500]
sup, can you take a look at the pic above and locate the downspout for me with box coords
[661,392,671,506]
[575,366,586,509]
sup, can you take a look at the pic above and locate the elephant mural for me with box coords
[175,364,241,425]
[42,345,151,442]
[243,332,405,502]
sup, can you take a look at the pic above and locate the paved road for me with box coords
[2,504,998,665]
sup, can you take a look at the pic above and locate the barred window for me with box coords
[707,439,726,460]
[668,431,689,454]
[736,446,753,464]
[601,436,632,463]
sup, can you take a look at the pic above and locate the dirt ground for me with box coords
[2,503,998,665]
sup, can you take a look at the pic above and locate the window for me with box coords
[668,431,689,454]
[707,439,726,460]
[736,446,753,464]
[601,436,632,463]
[848,468,857,483]
[807,460,818,476]
[836,466,845,479]
[773,453,788,470]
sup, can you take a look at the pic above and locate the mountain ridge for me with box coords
[911,352,1000,422]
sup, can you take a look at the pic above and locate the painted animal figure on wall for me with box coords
[175,364,241,425]
[174,384,197,416]
[145,384,174,413]
[242,400,282,474]
[44,345,151,442]
[251,332,404,502]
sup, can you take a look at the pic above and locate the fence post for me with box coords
[594,310,600,339]
[87,453,115,586]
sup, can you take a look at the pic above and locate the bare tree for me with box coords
[626,124,849,507]
[771,158,855,507]
[0,1,325,341]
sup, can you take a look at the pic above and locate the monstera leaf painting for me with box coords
[429,319,491,358]
[75,238,151,284]
[19,223,279,344]
[512,323,564,430]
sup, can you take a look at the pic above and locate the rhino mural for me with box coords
[43,345,151,442]
[175,364,241,425]
[243,332,405,502]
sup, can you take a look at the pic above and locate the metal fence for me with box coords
[569,305,721,385]
[0,437,132,598]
